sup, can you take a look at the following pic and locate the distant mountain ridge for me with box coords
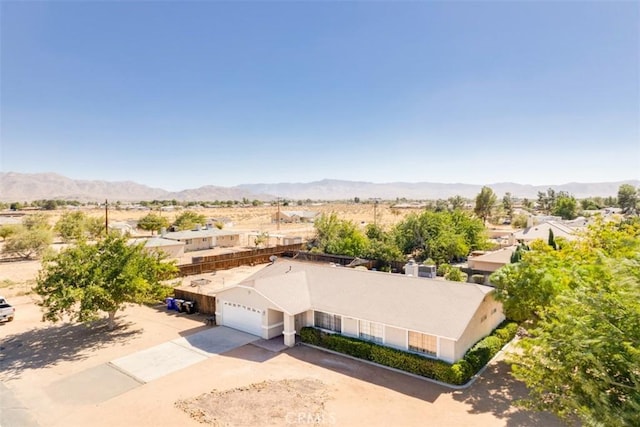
[0,172,637,202]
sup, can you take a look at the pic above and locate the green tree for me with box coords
[448,195,466,211]
[364,224,403,270]
[55,211,88,242]
[35,235,178,330]
[394,210,487,264]
[490,218,640,425]
[172,211,207,231]
[617,184,638,214]
[86,216,107,239]
[0,224,20,241]
[537,188,557,214]
[474,186,497,224]
[502,192,514,220]
[2,227,52,259]
[23,213,51,231]
[313,213,369,257]
[553,193,578,220]
[137,213,170,235]
[510,243,640,425]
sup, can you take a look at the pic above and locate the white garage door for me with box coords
[222,301,263,337]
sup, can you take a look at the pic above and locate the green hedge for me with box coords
[300,320,518,385]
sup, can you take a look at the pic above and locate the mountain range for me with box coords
[0,172,637,202]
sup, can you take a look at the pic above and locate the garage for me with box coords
[220,301,263,337]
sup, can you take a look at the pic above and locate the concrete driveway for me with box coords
[110,326,259,383]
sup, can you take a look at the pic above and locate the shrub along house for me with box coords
[215,259,504,363]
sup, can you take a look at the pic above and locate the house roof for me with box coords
[510,221,576,242]
[278,211,318,218]
[468,246,516,265]
[130,237,185,248]
[163,228,241,240]
[221,260,495,341]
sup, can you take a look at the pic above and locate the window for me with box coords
[408,331,437,356]
[314,311,341,333]
[358,320,383,344]
[185,239,192,245]
[202,238,207,242]
[481,314,487,323]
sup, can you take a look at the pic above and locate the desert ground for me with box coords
[0,205,550,427]
[0,256,563,427]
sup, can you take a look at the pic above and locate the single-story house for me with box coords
[131,237,186,259]
[467,247,517,273]
[272,210,318,224]
[162,228,242,252]
[108,221,136,236]
[215,260,505,363]
[508,221,576,245]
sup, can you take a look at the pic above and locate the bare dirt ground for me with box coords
[0,207,558,427]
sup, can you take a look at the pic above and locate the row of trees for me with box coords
[490,218,640,425]
[312,209,488,268]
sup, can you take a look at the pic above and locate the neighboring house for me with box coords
[467,247,517,274]
[108,221,136,236]
[131,237,185,259]
[467,247,517,284]
[272,211,318,223]
[215,260,504,363]
[162,228,242,252]
[508,221,576,245]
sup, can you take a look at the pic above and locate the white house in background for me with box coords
[272,210,319,223]
[130,237,186,259]
[108,221,136,236]
[508,221,576,245]
[215,260,504,363]
[162,228,242,252]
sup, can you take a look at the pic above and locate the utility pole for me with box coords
[105,199,109,235]
[373,199,379,227]
[277,197,281,231]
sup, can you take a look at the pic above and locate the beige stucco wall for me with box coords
[216,234,240,248]
[184,237,213,252]
[454,293,505,361]
[467,260,504,273]
[438,338,456,363]
[266,309,284,339]
[341,316,358,337]
[383,325,406,350]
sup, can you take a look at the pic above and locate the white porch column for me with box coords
[283,313,296,347]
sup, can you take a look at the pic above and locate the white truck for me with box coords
[0,296,15,322]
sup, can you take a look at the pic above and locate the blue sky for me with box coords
[1,1,638,191]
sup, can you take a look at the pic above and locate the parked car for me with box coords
[0,296,15,322]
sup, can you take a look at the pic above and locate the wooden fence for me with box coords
[178,243,305,277]
[173,288,217,315]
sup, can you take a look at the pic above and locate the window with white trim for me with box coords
[408,331,437,356]
[314,311,341,333]
[359,320,383,344]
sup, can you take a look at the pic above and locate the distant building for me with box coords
[162,227,242,251]
[272,210,318,223]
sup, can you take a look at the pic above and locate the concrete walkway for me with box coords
[110,326,259,383]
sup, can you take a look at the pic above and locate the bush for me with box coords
[437,263,452,276]
[300,321,519,386]
[471,274,485,284]
[445,267,468,282]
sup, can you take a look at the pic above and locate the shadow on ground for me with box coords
[452,360,564,427]
[0,320,141,381]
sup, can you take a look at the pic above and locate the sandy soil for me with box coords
[0,268,563,427]
[176,378,331,426]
